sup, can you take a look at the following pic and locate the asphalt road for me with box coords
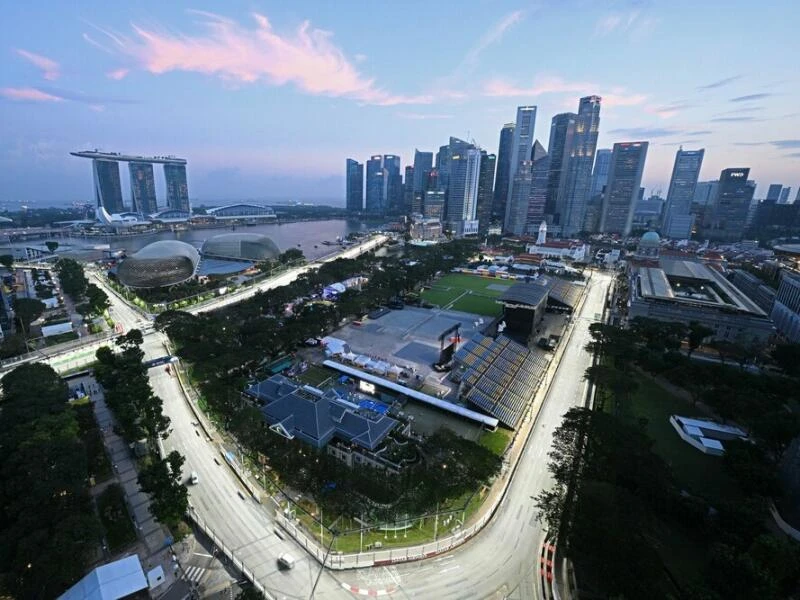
[88,263,611,599]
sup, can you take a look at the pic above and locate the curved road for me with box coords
[93,262,611,599]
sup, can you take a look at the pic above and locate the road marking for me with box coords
[193,552,213,558]
[183,565,206,583]
[440,565,462,574]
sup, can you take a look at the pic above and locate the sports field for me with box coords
[420,273,511,316]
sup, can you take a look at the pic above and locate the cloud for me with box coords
[0,87,64,102]
[607,127,681,138]
[730,93,772,102]
[482,76,646,107]
[397,112,454,120]
[710,116,758,122]
[786,152,800,158]
[594,11,657,39]
[85,11,431,106]
[462,10,524,67]
[697,75,742,90]
[107,68,129,80]
[15,49,60,80]
[648,101,694,119]
[685,130,712,136]
[89,104,105,112]
[771,140,800,149]
[717,106,764,115]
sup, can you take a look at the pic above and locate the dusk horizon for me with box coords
[2,1,800,207]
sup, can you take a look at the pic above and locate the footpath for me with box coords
[81,373,194,598]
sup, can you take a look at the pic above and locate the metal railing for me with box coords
[0,330,118,370]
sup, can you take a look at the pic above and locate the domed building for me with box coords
[635,230,661,260]
[201,233,281,261]
[116,240,200,288]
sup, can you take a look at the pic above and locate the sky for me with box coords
[1,0,800,208]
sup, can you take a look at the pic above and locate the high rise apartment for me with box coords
[164,164,190,212]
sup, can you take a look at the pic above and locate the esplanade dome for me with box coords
[116,240,200,288]
[201,233,281,261]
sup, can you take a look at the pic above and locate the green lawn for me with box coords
[451,294,503,317]
[478,428,513,455]
[97,483,137,552]
[613,373,740,505]
[421,273,510,316]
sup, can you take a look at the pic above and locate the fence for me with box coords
[0,330,118,370]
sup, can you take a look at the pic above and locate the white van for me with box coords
[190,471,199,484]
[277,553,295,569]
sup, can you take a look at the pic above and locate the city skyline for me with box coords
[2,1,800,205]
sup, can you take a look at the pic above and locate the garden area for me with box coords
[537,318,800,599]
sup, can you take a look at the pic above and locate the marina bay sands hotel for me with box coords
[70,150,189,215]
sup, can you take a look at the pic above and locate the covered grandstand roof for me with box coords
[454,335,548,429]
[547,278,583,309]
[499,281,549,308]
[499,276,582,310]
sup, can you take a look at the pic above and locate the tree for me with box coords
[771,343,800,378]
[138,450,189,528]
[12,297,46,338]
[279,248,305,264]
[0,254,13,269]
[687,321,714,357]
[45,241,59,253]
[751,410,800,461]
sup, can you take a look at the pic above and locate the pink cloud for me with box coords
[87,11,429,106]
[483,76,595,97]
[0,87,64,102]
[482,76,647,108]
[107,68,129,80]
[15,49,60,80]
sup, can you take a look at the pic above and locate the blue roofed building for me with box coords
[245,375,398,451]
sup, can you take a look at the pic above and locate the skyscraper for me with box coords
[561,96,601,236]
[766,184,783,203]
[476,151,496,233]
[346,159,364,212]
[423,191,445,220]
[436,144,451,191]
[403,165,415,214]
[662,148,704,239]
[93,159,124,214]
[779,187,792,204]
[504,160,533,236]
[527,141,549,233]
[590,148,612,199]
[599,142,649,236]
[505,107,537,230]
[164,164,190,212]
[544,112,576,227]
[446,147,481,236]
[492,123,515,225]
[706,167,755,242]
[365,155,387,214]
[383,155,403,214]
[412,150,433,193]
[129,162,157,215]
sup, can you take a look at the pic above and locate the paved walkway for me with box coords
[82,374,194,598]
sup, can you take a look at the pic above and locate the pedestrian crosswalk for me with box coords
[183,565,207,584]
